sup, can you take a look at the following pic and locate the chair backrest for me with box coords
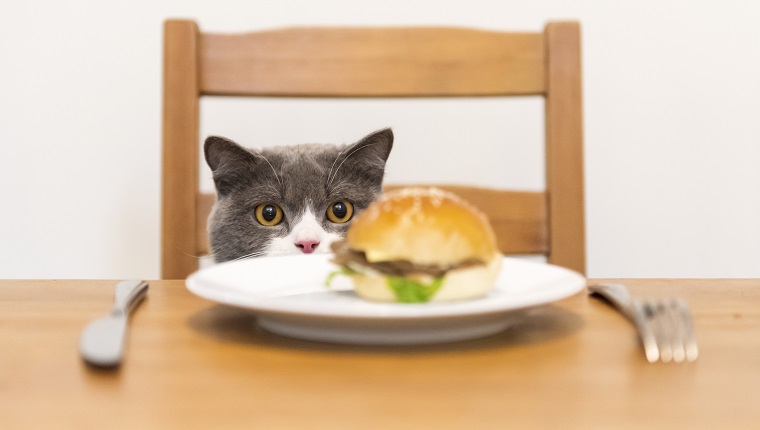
[162,20,585,279]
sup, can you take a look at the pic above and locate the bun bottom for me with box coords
[351,254,502,303]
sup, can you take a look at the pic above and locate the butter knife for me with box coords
[79,280,149,368]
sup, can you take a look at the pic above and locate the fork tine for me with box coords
[656,300,683,363]
[667,299,687,363]
[638,298,698,364]
[652,301,674,363]
[631,299,660,363]
[675,298,699,362]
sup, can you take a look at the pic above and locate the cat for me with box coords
[203,128,394,263]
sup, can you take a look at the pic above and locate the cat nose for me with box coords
[295,240,320,254]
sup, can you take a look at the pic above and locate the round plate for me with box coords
[186,254,586,345]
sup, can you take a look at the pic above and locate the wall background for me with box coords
[2,1,759,279]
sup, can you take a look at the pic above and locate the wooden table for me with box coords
[1,279,758,429]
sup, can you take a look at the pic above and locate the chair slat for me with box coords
[545,22,585,273]
[162,21,201,279]
[200,27,545,97]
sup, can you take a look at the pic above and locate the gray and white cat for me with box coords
[204,128,394,262]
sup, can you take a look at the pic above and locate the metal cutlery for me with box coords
[79,280,149,368]
[588,283,698,363]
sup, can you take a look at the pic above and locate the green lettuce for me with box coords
[325,267,444,303]
[386,276,444,303]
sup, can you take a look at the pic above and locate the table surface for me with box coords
[2,278,759,429]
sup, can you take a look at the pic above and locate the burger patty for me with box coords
[330,240,485,278]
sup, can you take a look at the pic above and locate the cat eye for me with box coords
[326,200,354,223]
[254,203,284,226]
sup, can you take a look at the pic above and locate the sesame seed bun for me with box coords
[347,187,499,265]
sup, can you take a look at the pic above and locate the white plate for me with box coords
[186,254,586,345]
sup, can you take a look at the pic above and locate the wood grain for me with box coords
[544,22,586,274]
[2,279,759,428]
[162,20,201,279]
[200,27,545,97]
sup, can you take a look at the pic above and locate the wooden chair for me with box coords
[162,20,585,279]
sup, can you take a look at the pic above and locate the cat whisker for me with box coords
[257,153,282,187]
[327,142,379,191]
[326,145,350,190]
[229,251,266,262]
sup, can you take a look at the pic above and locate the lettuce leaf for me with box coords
[386,276,444,303]
[325,267,444,303]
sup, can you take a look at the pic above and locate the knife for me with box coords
[79,280,149,368]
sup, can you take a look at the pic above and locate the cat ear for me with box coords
[329,128,394,189]
[354,128,393,164]
[344,128,394,172]
[204,136,254,171]
[204,136,257,196]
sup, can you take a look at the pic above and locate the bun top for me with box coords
[346,187,499,265]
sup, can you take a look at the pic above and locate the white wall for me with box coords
[2,1,758,279]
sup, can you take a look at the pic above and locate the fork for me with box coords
[588,283,698,363]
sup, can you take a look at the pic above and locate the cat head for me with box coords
[204,128,394,262]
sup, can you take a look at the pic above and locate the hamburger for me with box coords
[328,187,502,303]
